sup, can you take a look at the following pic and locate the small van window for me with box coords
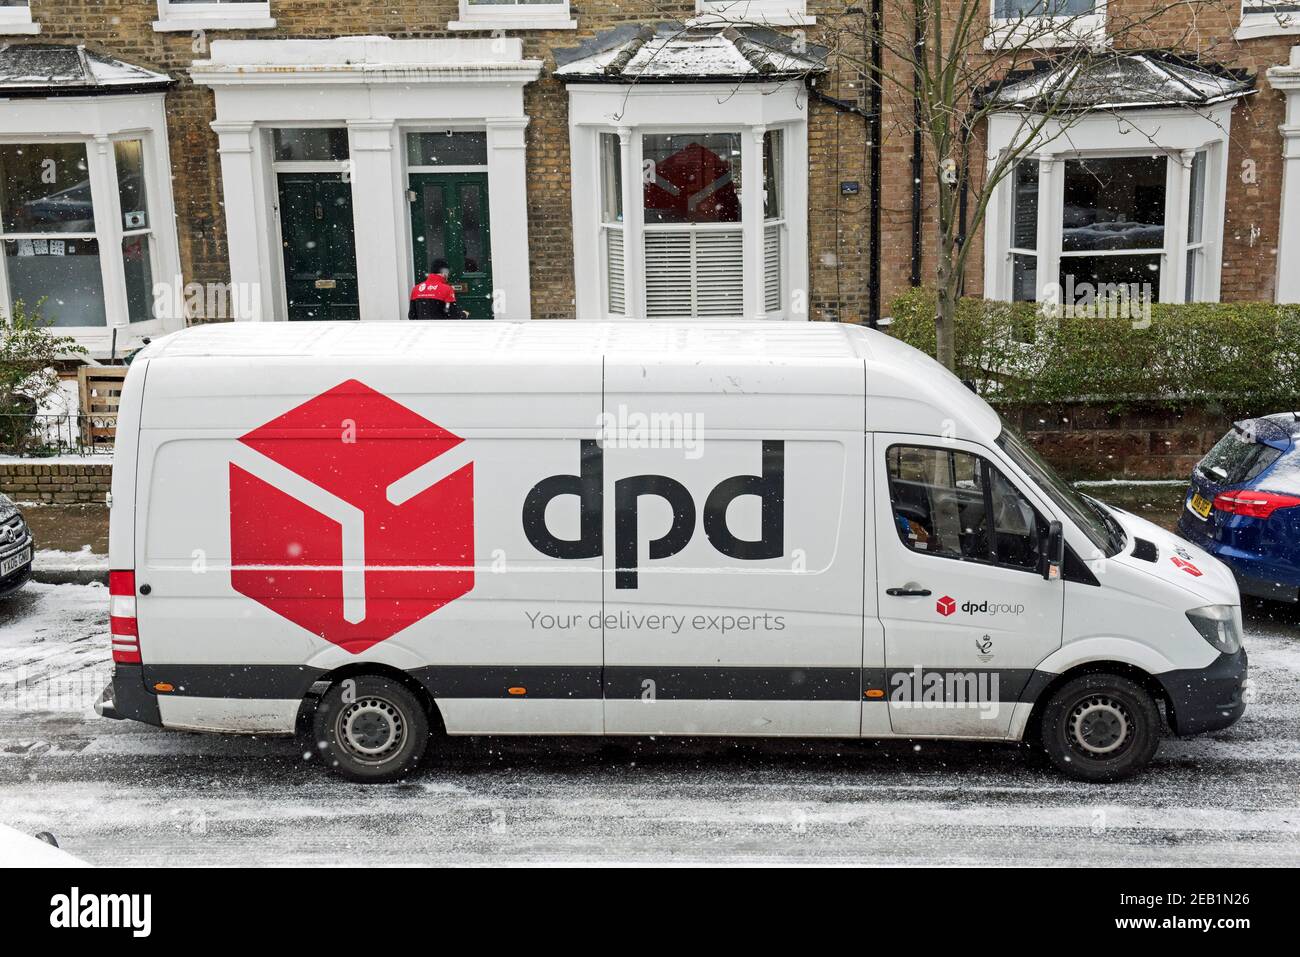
[887,445,1044,571]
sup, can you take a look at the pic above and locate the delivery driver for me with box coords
[409,258,471,320]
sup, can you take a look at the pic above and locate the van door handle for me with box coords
[886,587,932,597]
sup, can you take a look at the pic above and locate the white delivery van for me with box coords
[96,322,1247,782]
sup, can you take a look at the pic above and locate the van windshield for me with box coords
[996,423,1126,558]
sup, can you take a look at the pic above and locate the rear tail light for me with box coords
[1212,490,1300,519]
[109,570,140,664]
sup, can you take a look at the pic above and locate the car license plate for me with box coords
[0,547,31,576]
[1187,492,1213,520]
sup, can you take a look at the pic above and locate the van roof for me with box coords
[137,320,876,363]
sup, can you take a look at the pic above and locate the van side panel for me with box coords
[600,358,873,737]
[133,357,604,735]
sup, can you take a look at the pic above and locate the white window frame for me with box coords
[985,0,1108,51]
[154,1,276,33]
[1236,1,1300,40]
[0,99,185,358]
[567,82,809,322]
[692,1,816,27]
[449,0,576,32]
[0,1,40,36]
[983,105,1235,307]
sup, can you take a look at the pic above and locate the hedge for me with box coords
[887,288,1300,414]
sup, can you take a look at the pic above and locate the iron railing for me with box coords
[0,413,116,457]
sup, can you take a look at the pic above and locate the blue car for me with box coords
[1178,413,1300,602]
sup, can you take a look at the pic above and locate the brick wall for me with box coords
[999,402,1226,480]
[15,1,1297,321]
[0,462,112,503]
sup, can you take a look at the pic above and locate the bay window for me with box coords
[985,93,1239,308]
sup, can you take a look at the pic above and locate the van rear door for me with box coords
[872,434,1064,737]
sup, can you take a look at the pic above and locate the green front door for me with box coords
[277,172,359,321]
[409,172,492,319]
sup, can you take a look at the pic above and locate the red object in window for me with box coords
[1212,490,1300,519]
[643,141,741,224]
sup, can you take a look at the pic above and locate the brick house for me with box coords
[1,0,1300,359]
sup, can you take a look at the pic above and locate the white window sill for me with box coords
[688,13,817,27]
[984,17,1108,51]
[1235,15,1300,40]
[0,23,41,35]
[447,18,577,31]
[152,17,277,33]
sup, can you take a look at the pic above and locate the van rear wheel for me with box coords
[1038,674,1160,782]
[312,676,429,783]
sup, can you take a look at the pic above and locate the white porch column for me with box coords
[1036,155,1061,306]
[346,119,405,322]
[1268,48,1300,303]
[742,125,766,319]
[617,126,642,320]
[485,116,532,321]
[211,120,271,321]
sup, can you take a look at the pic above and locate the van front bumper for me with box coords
[1157,647,1248,736]
[95,664,161,727]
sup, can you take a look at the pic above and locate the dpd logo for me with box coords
[230,379,474,654]
[936,595,957,617]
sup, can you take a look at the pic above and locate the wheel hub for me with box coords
[1068,695,1131,756]
[338,697,406,764]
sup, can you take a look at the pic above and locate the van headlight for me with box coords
[1186,604,1243,655]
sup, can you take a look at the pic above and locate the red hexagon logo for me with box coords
[229,379,474,654]
[1171,556,1203,577]
[936,595,957,617]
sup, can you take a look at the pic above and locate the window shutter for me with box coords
[644,229,743,318]
[764,223,782,314]
[644,231,693,318]
[605,227,625,314]
[694,230,744,317]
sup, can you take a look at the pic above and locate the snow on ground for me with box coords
[34,546,109,572]
[0,582,1297,866]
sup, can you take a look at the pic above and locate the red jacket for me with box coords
[409,274,468,320]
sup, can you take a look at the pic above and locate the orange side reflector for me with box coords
[507,687,527,697]
[864,689,885,699]
[153,682,175,693]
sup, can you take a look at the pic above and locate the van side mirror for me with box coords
[1041,520,1065,581]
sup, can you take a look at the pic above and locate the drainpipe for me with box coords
[868,0,883,325]
[911,5,923,287]
[813,6,883,327]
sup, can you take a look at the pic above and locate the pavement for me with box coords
[0,486,1295,866]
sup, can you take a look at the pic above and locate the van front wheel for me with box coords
[1039,674,1160,782]
[312,676,429,783]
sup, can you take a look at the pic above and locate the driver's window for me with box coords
[887,446,989,561]
[887,445,1044,570]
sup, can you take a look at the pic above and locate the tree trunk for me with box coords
[934,235,957,371]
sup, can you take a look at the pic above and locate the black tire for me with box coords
[312,676,429,783]
[1038,673,1160,782]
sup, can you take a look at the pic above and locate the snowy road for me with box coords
[0,582,1297,866]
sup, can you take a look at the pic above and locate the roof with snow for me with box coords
[984,51,1253,112]
[0,43,172,98]
[554,24,826,83]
